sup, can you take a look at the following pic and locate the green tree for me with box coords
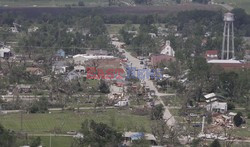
[99,80,110,94]
[219,72,238,97]
[0,124,16,147]
[28,97,48,113]
[188,56,210,101]
[151,104,164,120]
[233,112,243,127]
[30,137,41,147]
[191,138,202,147]
[78,1,85,6]
[210,139,221,147]
[79,120,122,147]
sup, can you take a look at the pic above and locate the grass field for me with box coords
[0,0,109,7]
[30,136,73,147]
[161,95,183,107]
[106,24,140,34]
[0,109,152,134]
[215,0,250,14]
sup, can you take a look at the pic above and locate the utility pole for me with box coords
[20,110,23,131]
[50,133,52,147]
[201,116,205,134]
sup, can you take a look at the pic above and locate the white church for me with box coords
[160,40,175,57]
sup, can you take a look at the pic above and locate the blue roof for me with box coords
[131,132,144,140]
[57,49,65,53]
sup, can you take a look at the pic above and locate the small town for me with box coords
[0,0,250,147]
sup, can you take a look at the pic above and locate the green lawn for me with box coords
[161,95,183,107]
[0,0,109,7]
[231,118,250,138]
[215,0,250,14]
[0,109,152,134]
[33,136,73,147]
[106,24,124,34]
[106,24,140,34]
[206,140,250,147]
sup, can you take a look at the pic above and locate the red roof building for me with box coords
[205,50,218,60]
[150,54,175,67]
[213,63,250,71]
[208,60,250,71]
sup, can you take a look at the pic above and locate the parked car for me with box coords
[192,123,202,127]
[114,100,128,107]
[73,133,84,139]
[67,131,77,135]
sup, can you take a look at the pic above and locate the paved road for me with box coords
[28,133,73,137]
[120,0,136,6]
[112,41,176,127]
[1,106,115,113]
[218,3,234,11]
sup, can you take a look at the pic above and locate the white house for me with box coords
[74,65,86,73]
[73,54,116,65]
[204,93,218,103]
[160,40,175,57]
[10,27,18,33]
[148,33,157,38]
[206,101,227,113]
[28,26,39,33]
[204,93,227,113]
[52,61,68,74]
[0,47,11,58]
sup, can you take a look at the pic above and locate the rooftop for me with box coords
[204,93,216,99]
[207,59,242,64]
[124,132,156,141]
[0,47,11,52]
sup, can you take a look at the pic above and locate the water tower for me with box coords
[221,12,235,60]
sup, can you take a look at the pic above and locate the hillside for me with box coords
[215,0,250,14]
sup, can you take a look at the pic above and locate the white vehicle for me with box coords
[114,100,128,107]
[73,133,84,139]
[67,131,77,135]
[218,136,227,140]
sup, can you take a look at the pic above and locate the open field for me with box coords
[161,95,183,107]
[215,0,250,14]
[0,0,109,7]
[0,109,152,134]
[205,140,250,147]
[16,136,73,147]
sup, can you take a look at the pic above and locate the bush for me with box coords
[99,80,110,94]
[150,104,164,120]
[28,97,48,113]
[30,137,41,147]
[233,112,243,127]
[227,102,235,110]
[78,1,85,6]
[210,139,221,147]
[247,113,250,119]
